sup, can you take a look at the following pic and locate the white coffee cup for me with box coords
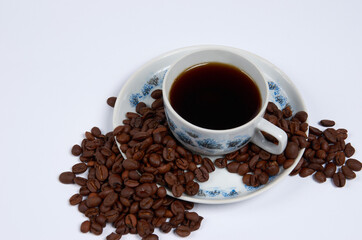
[162,46,287,155]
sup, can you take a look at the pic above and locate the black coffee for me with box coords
[169,62,261,130]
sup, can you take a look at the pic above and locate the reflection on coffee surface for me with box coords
[170,62,261,130]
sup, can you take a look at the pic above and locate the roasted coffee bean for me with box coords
[346,159,361,171]
[283,159,295,169]
[135,183,153,198]
[124,179,140,188]
[86,193,102,207]
[265,161,279,176]
[308,163,324,172]
[285,142,299,159]
[69,193,82,205]
[194,166,209,182]
[108,173,122,187]
[333,172,346,187]
[175,225,191,237]
[106,233,121,240]
[185,181,199,196]
[320,119,335,127]
[324,162,336,178]
[172,184,185,197]
[71,144,82,156]
[248,154,259,170]
[107,97,117,107]
[87,179,100,192]
[80,220,91,233]
[143,234,159,240]
[324,128,337,143]
[257,172,269,185]
[314,171,326,183]
[344,143,355,157]
[163,147,176,161]
[341,165,356,179]
[237,163,249,176]
[309,126,322,136]
[59,171,75,184]
[242,174,251,185]
[214,158,227,168]
[334,152,346,166]
[164,172,178,186]
[90,222,103,235]
[226,162,240,173]
[103,192,118,207]
[176,158,189,170]
[96,214,107,227]
[299,168,315,178]
[157,186,167,198]
[123,159,140,170]
[294,111,308,123]
[160,222,172,233]
[95,164,108,181]
[124,213,138,228]
[202,157,215,173]
[74,176,87,186]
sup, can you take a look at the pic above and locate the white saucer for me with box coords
[113,45,307,204]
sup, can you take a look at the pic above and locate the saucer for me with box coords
[113,45,307,204]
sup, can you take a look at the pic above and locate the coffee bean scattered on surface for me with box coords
[290,119,360,187]
[107,97,117,108]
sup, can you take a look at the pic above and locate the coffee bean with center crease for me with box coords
[106,233,121,240]
[95,164,108,181]
[202,157,215,173]
[172,184,185,197]
[164,172,178,186]
[69,194,83,205]
[194,166,209,182]
[333,171,346,187]
[175,225,191,237]
[87,179,100,192]
[214,158,227,168]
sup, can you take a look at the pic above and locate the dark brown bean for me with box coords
[324,162,337,178]
[299,168,315,178]
[59,171,75,184]
[319,119,335,127]
[285,142,299,159]
[80,220,91,233]
[214,158,227,168]
[334,152,346,166]
[106,233,121,240]
[283,159,295,169]
[341,165,356,179]
[95,164,108,181]
[227,162,240,173]
[346,159,362,171]
[69,194,82,205]
[314,171,326,183]
[294,111,308,122]
[202,157,215,173]
[71,144,82,156]
[175,225,191,237]
[333,172,346,187]
[172,184,185,197]
[344,143,355,157]
[107,97,117,107]
[194,166,209,182]
[185,181,199,196]
[86,179,100,192]
[237,163,249,176]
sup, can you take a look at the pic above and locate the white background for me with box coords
[1,0,361,240]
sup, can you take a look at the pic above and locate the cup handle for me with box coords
[251,118,288,155]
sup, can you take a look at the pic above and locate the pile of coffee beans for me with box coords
[59,90,211,239]
[113,89,215,198]
[290,119,361,187]
[214,102,309,187]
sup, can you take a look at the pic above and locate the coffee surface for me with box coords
[170,62,261,130]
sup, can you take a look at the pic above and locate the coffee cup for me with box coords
[162,46,287,155]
